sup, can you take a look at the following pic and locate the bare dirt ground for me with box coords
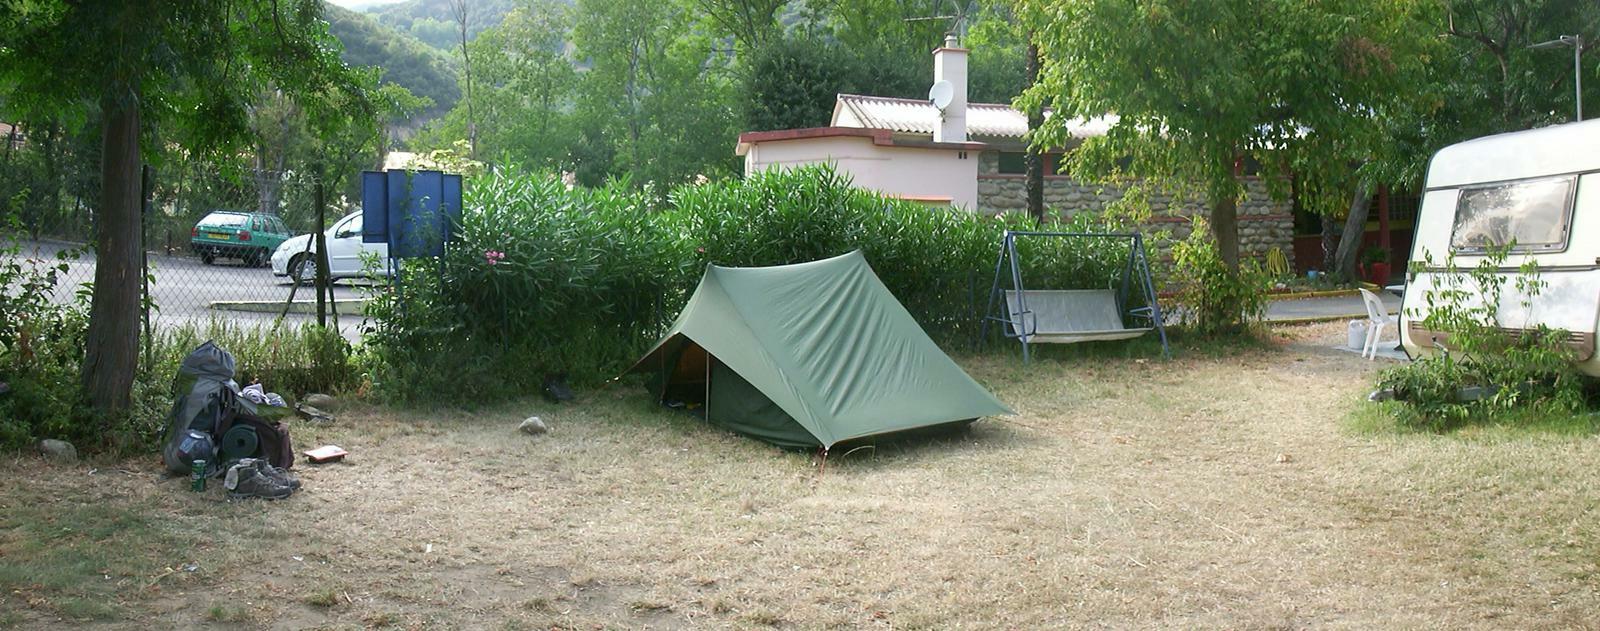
[3,323,1599,629]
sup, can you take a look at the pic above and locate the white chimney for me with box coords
[932,33,968,143]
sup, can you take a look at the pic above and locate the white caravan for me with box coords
[1400,119,1600,374]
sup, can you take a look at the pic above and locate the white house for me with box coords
[733,36,1300,266]
[735,35,1112,211]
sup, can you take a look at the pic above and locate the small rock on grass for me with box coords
[38,439,77,461]
[302,393,338,410]
[519,416,548,435]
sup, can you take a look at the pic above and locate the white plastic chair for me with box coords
[1358,288,1396,360]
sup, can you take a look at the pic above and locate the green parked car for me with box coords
[190,210,294,267]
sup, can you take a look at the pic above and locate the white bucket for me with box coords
[1347,320,1368,350]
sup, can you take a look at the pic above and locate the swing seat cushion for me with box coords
[1004,290,1151,343]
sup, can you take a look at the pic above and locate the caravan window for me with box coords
[1451,175,1575,252]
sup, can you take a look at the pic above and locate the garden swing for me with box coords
[981,230,1170,362]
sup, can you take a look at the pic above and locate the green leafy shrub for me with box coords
[363,165,1151,403]
[1378,248,1589,429]
[362,169,686,402]
[147,321,358,397]
[1167,217,1268,336]
[0,235,92,448]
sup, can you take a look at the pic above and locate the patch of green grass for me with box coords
[206,604,253,623]
[1346,399,1600,438]
[57,596,119,620]
[0,610,23,628]
[304,588,341,608]
[0,497,198,622]
[521,597,555,612]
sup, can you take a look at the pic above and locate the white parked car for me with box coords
[271,212,390,283]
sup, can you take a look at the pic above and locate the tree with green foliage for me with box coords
[417,0,576,169]
[742,35,877,132]
[693,0,788,52]
[572,0,740,185]
[0,0,371,414]
[1017,0,1431,271]
[369,0,515,50]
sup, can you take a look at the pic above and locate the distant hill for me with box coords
[335,0,406,11]
[325,4,460,120]
[369,0,515,51]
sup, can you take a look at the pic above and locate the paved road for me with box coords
[1264,292,1400,322]
[6,239,371,337]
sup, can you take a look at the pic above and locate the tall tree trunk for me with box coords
[42,121,62,236]
[1024,38,1044,223]
[81,97,144,414]
[451,0,477,159]
[1210,154,1243,270]
[314,166,329,327]
[1333,181,1374,281]
[3,121,16,166]
[1212,193,1240,270]
[1320,212,1339,272]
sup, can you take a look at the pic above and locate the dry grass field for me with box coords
[3,322,1599,629]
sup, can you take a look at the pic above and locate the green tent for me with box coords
[629,251,1012,449]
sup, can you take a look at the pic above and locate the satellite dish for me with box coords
[929,80,954,111]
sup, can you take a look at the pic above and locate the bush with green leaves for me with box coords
[0,237,91,448]
[1378,247,1589,429]
[1167,217,1268,336]
[363,165,1154,403]
[362,169,686,402]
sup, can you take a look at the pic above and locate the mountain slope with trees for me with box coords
[325,3,460,119]
[368,0,516,50]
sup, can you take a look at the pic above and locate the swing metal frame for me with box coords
[980,230,1171,362]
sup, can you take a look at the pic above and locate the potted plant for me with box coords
[1361,246,1391,284]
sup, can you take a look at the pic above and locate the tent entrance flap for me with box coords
[705,359,820,448]
[656,339,709,406]
[652,339,820,448]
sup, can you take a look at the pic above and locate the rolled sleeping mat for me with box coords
[219,425,260,462]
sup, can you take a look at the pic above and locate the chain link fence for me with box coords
[3,164,377,340]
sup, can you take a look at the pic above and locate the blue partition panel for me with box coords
[361,171,388,244]
[361,169,465,258]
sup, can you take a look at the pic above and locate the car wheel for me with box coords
[248,248,269,268]
[289,254,315,285]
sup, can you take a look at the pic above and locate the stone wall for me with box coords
[975,151,1296,269]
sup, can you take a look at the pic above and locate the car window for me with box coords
[272,218,288,234]
[202,212,248,227]
[337,215,362,238]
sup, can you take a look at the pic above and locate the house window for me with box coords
[996,152,1064,175]
[997,152,1026,174]
[1450,175,1575,253]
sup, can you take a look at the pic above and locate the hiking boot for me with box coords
[225,462,293,500]
[251,459,301,490]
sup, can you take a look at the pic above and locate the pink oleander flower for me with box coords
[484,250,506,265]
